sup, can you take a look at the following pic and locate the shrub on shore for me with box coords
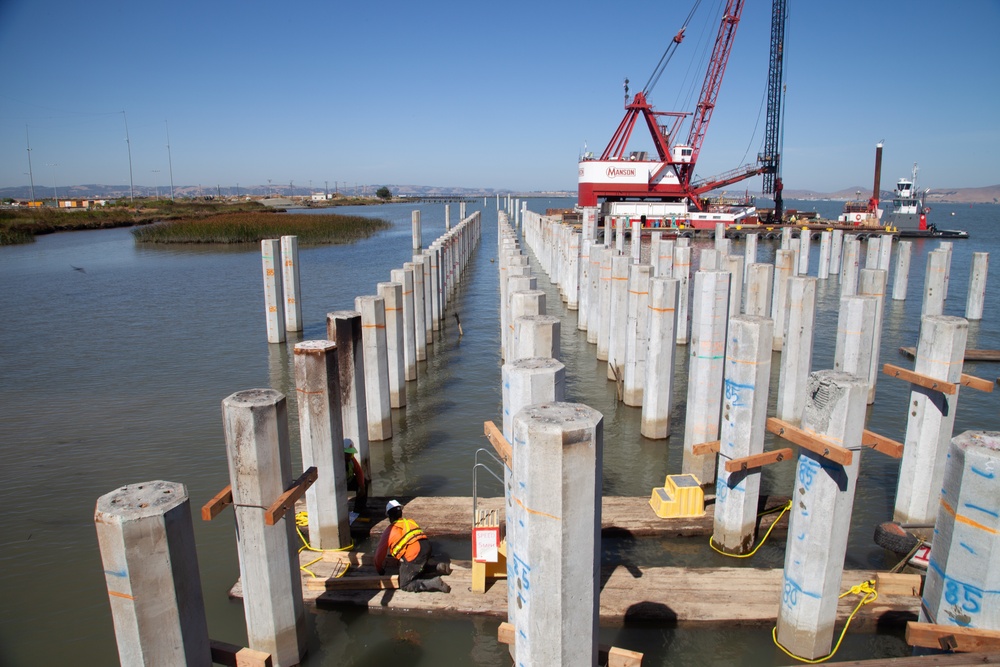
[131,212,391,244]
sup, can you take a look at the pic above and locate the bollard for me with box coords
[512,315,561,362]
[390,267,417,382]
[377,282,406,407]
[771,249,794,351]
[261,239,285,344]
[641,277,680,439]
[293,341,350,548]
[776,277,817,425]
[966,252,989,320]
[623,264,653,406]
[682,270,731,485]
[712,315,774,554]
[776,371,867,661]
[355,295,392,441]
[893,315,968,525]
[221,389,307,666]
[95,481,211,667]
[327,311,371,492]
[510,402,602,667]
[280,236,302,332]
[921,430,1000,630]
[892,241,912,301]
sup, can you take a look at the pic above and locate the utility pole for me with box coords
[122,111,134,203]
[25,126,35,203]
[165,120,175,201]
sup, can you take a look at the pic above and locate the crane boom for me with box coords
[760,0,788,221]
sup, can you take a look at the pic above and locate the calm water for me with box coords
[1,199,997,666]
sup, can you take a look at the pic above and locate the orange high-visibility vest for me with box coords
[388,518,426,561]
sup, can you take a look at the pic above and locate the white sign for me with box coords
[473,526,500,563]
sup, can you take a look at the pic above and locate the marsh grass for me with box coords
[132,211,391,244]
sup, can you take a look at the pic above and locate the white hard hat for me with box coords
[385,499,402,515]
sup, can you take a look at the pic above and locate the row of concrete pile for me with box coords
[503,207,997,662]
[92,210,481,667]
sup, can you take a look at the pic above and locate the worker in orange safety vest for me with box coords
[374,499,451,593]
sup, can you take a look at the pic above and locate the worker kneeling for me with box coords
[375,500,452,593]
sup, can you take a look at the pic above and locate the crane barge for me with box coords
[578,0,787,230]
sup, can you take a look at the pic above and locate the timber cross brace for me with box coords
[201,466,318,526]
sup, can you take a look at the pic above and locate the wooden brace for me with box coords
[766,418,853,465]
[724,448,793,473]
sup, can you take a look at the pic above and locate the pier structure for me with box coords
[922,250,948,317]
[389,267,417,381]
[940,240,954,298]
[503,274,536,360]
[607,254,631,380]
[744,232,758,279]
[865,237,880,269]
[623,263,653,405]
[966,251,989,320]
[411,210,421,251]
[682,269,731,485]
[596,246,614,360]
[327,311,371,487]
[507,290,546,362]
[829,229,844,276]
[293,340,351,548]
[775,371,867,661]
[376,281,406,407]
[722,254,744,318]
[417,252,433,344]
[280,235,302,332]
[744,262,773,317]
[513,314,560,362]
[261,238,285,344]
[578,239,592,329]
[818,230,831,279]
[770,249,794,351]
[673,244,692,344]
[893,315,969,525]
[354,295,392,441]
[833,295,877,382]
[797,230,810,275]
[892,241,912,301]
[921,430,1000,631]
[405,259,427,361]
[95,481,211,666]
[775,276,817,425]
[712,315,774,554]
[840,235,860,294]
[222,389,307,666]
[878,234,893,272]
[641,277,680,439]
[509,402,603,667]
[858,268,888,404]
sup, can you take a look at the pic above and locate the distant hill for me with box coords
[781,185,1000,204]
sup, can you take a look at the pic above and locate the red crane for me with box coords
[579,0,773,220]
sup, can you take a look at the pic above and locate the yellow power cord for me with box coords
[771,579,879,663]
[294,511,354,579]
[709,500,792,558]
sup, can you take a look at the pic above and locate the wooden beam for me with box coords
[692,440,721,456]
[724,448,793,473]
[497,622,643,666]
[961,373,994,393]
[201,485,233,522]
[209,639,272,667]
[766,418,853,466]
[875,572,922,597]
[306,574,399,590]
[484,420,512,468]
[264,467,318,526]
[861,429,904,458]
[900,346,1000,362]
[906,621,1000,652]
[882,363,957,395]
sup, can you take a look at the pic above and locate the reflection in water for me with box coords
[0,201,997,665]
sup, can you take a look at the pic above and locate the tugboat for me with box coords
[886,164,928,232]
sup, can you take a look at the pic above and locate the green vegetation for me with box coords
[376,186,392,201]
[0,199,389,245]
[132,211,391,244]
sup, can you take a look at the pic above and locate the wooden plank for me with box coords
[497,622,643,666]
[862,430,905,458]
[305,574,399,591]
[961,373,994,392]
[822,652,1000,666]
[882,363,957,395]
[201,485,233,522]
[875,573,922,597]
[483,420,512,468]
[766,418,853,465]
[209,639,272,667]
[906,621,1000,652]
[264,466,317,526]
[901,346,1000,362]
[724,448,793,473]
[692,440,721,456]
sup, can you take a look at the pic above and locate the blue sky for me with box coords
[1,0,998,194]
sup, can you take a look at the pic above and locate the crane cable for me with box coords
[642,0,704,96]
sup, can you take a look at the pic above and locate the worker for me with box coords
[374,500,451,593]
[344,444,367,512]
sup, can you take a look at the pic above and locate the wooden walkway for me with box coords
[229,550,919,628]
[224,494,925,628]
[346,494,790,541]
